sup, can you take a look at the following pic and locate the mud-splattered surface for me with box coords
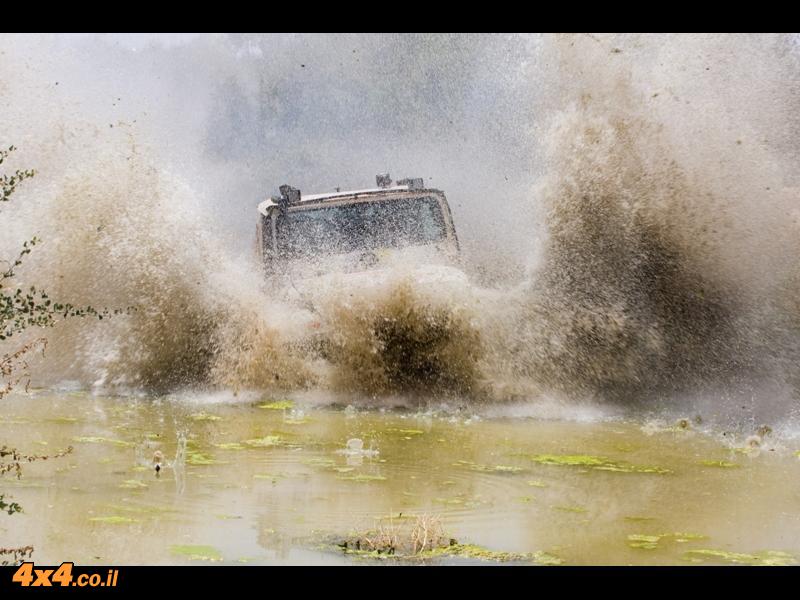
[2,391,799,566]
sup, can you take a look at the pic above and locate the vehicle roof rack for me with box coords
[397,177,424,190]
[258,176,431,216]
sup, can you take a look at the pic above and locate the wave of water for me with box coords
[1,33,799,428]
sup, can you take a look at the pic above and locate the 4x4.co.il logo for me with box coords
[11,562,119,588]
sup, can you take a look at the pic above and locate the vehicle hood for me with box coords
[282,260,471,309]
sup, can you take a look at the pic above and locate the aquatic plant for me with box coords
[455,460,526,474]
[118,480,148,490]
[169,544,223,562]
[337,513,452,557]
[422,544,563,565]
[258,400,294,410]
[189,412,222,422]
[88,516,139,525]
[336,474,387,482]
[386,428,425,435]
[627,532,706,550]
[71,436,134,448]
[334,513,561,564]
[185,451,219,466]
[214,442,246,451]
[525,453,671,474]
[683,548,795,566]
[627,534,662,550]
[243,435,283,448]
[697,459,740,468]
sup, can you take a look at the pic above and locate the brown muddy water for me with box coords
[2,390,800,566]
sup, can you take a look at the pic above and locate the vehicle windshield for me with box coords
[274,196,447,260]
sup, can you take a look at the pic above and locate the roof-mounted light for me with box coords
[398,177,424,190]
[277,184,301,206]
[376,173,392,188]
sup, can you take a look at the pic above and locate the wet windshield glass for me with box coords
[275,196,446,260]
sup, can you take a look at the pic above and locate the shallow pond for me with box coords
[2,391,800,565]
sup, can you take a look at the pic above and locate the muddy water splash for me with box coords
[320,280,483,396]
[1,34,799,411]
[507,108,745,400]
[503,34,800,404]
[7,143,310,393]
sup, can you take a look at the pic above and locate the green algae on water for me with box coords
[434,497,465,505]
[336,474,387,482]
[464,462,525,474]
[118,480,148,490]
[103,503,176,515]
[697,460,740,468]
[454,459,525,474]
[627,534,661,549]
[530,551,564,565]
[0,417,31,424]
[89,516,139,525]
[423,544,563,565]
[387,428,424,436]
[673,533,707,543]
[169,545,223,561]
[303,457,336,468]
[595,463,670,474]
[186,451,219,465]
[72,436,134,448]
[683,549,795,565]
[214,442,246,450]
[526,454,671,474]
[336,538,562,565]
[189,412,222,422]
[258,400,294,410]
[628,532,708,550]
[47,416,79,424]
[530,454,606,466]
[243,436,283,448]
